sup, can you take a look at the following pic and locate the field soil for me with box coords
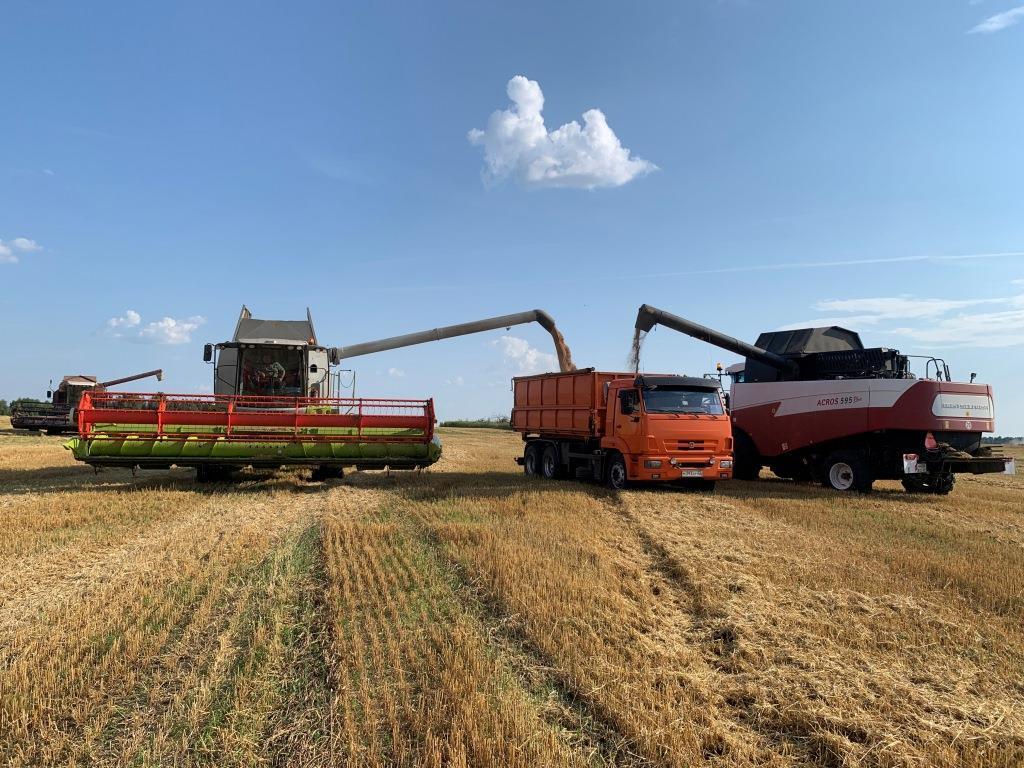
[1,417,1022,767]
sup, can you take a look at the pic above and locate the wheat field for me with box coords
[1,417,1021,767]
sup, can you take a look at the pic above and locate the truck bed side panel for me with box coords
[512,370,624,439]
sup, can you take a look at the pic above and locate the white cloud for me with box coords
[387,367,406,378]
[137,316,206,345]
[10,237,42,252]
[42,169,55,176]
[445,375,465,387]
[106,309,142,334]
[468,75,656,189]
[492,335,558,374]
[785,291,1024,348]
[969,4,1024,33]
[0,236,43,264]
[105,310,205,344]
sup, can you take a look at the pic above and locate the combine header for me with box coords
[633,304,1015,494]
[66,305,572,481]
[68,391,438,481]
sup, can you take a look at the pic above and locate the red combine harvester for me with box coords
[634,305,1015,494]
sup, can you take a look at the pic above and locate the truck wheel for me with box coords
[605,453,628,491]
[541,444,563,480]
[902,473,954,495]
[733,431,761,481]
[523,443,541,476]
[822,450,873,493]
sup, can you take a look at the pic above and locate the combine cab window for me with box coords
[642,387,724,415]
[240,348,304,397]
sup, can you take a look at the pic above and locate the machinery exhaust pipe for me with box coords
[330,310,575,372]
[633,304,797,375]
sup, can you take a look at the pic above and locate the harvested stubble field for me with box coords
[1,417,1022,768]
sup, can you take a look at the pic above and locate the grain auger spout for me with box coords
[95,369,164,388]
[330,309,576,372]
[632,304,798,377]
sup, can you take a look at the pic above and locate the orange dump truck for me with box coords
[511,369,734,490]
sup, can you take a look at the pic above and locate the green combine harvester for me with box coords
[66,304,569,481]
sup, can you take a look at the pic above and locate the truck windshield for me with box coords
[642,387,723,415]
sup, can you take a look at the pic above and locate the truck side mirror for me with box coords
[203,344,213,362]
[46,390,52,400]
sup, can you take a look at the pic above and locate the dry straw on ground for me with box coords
[0,417,1021,767]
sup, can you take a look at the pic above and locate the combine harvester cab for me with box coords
[66,391,440,481]
[633,304,1015,494]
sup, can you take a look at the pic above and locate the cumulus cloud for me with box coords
[388,367,406,378]
[783,291,1024,348]
[106,309,142,333]
[0,236,43,264]
[105,310,205,344]
[492,335,558,374]
[468,75,656,189]
[445,375,465,387]
[969,4,1024,33]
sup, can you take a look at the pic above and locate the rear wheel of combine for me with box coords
[902,472,954,495]
[523,443,541,476]
[822,450,873,493]
[541,444,563,480]
[605,453,628,491]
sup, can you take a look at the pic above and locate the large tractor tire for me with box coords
[902,473,954,495]
[732,431,762,481]
[605,453,628,491]
[822,450,873,493]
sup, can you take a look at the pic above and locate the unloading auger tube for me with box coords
[95,369,164,388]
[634,304,798,377]
[329,309,574,372]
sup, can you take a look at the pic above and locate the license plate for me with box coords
[681,469,703,478]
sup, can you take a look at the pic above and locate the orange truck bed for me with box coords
[512,369,624,439]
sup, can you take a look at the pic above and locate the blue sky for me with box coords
[2,1,1023,431]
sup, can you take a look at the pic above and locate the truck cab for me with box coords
[602,375,733,487]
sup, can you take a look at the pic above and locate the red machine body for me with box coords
[733,378,995,458]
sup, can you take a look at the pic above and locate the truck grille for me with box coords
[674,440,707,451]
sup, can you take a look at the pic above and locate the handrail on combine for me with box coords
[77,391,435,444]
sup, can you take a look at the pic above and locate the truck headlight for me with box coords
[644,460,662,469]
[720,460,733,469]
